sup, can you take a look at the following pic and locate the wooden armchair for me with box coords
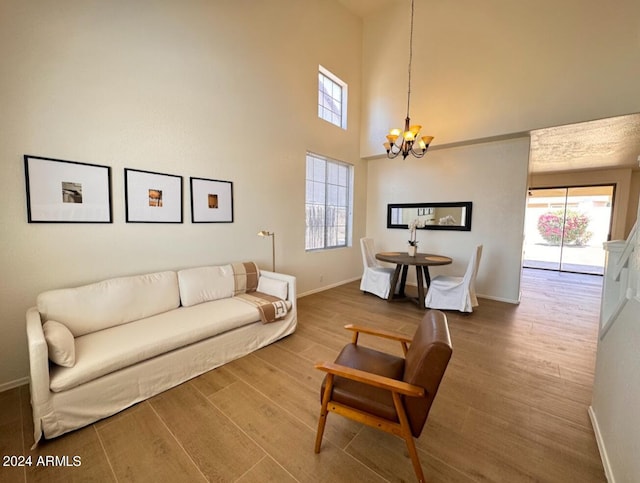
[314,310,453,483]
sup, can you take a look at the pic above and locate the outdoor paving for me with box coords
[523,243,605,275]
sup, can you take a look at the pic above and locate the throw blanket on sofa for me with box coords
[231,262,259,295]
[236,291,289,323]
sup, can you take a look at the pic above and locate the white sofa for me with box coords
[26,262,296,446]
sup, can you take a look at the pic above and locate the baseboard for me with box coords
[0,377,28,393]
[298,277,361,298]
[589,405,614,482]
[476,293,520,305]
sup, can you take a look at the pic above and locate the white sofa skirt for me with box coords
[27,312,296,445]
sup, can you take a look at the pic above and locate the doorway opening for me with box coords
[523,185,615,275]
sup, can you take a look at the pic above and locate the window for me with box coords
[305,152,353,250]
[318,66,347,129]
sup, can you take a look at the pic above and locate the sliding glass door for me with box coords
[523,185,614,275]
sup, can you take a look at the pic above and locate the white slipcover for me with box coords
[425,245,483,313]
[27,307,296,444]
[49,298,261,392]
[359,238,396,299]
[36,271,180,337]
[27,268,297,446]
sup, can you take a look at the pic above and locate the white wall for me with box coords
[590,199,640,482]
[628,172,640,234]
[0,0,365,387]
[361,0,640,156]
[592,286,640,481]
[366,136,530,303]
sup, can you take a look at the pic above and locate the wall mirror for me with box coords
[387,202,473,231]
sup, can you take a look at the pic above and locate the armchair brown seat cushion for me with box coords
[321,344,405,422]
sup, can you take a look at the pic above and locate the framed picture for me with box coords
[24,155,112,223]
[125,168,183,223]
[190,177,234,223]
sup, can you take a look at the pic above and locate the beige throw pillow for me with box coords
[43,320,76,367]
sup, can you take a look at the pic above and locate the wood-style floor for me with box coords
[0,269,606,482]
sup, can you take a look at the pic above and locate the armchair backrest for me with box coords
[402,310,453,437]
[360,238,379,269]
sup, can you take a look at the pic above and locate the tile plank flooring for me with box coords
[0,269,606,482]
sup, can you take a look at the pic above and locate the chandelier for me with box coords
[383,0,434,159]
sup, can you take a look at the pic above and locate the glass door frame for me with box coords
[523,183,616,275]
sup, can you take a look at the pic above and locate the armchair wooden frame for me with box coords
[314,324,429,482]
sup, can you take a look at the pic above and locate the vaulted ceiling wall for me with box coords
[360,0,640,159]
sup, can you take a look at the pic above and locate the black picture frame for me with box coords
[124,168,183,223]
[190,177,234,223]
[24,155,113,223]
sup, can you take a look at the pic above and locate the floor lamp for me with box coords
[257,230,275,272]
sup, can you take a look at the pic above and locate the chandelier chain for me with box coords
[406,0,415,118]
[383,0,433,159]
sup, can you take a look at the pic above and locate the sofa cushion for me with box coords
[42,320,75,367]
[49,297,264,392]
[257,277,288,300]
[37,271,180,337]
[178,265,234,307]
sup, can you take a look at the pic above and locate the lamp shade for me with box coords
[421,135,434,145]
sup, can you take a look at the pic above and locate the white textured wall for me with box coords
[0,0,365,387]
[592,298,640,481]
[590,198,640,482]
[366,136,530,303]
[361,0,640,156]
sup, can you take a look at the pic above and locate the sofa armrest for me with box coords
[26,307,51,447]
[26,307,50,406]
[259,270,297,310]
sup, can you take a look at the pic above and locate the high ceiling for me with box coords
[337,1,640,174]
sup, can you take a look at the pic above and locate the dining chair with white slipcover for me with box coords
[359,238,396,299]
[425,245,483,313]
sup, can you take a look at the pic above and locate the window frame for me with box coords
[318,65,348,130]
[305,152,353,251]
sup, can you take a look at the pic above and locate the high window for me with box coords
[318,66,347,129]
[305,152,353,250]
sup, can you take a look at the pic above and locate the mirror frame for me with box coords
[387,201,473,231]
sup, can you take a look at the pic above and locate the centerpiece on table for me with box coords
[407,219,425,256]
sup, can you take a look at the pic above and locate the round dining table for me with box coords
[375,251,453,309]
